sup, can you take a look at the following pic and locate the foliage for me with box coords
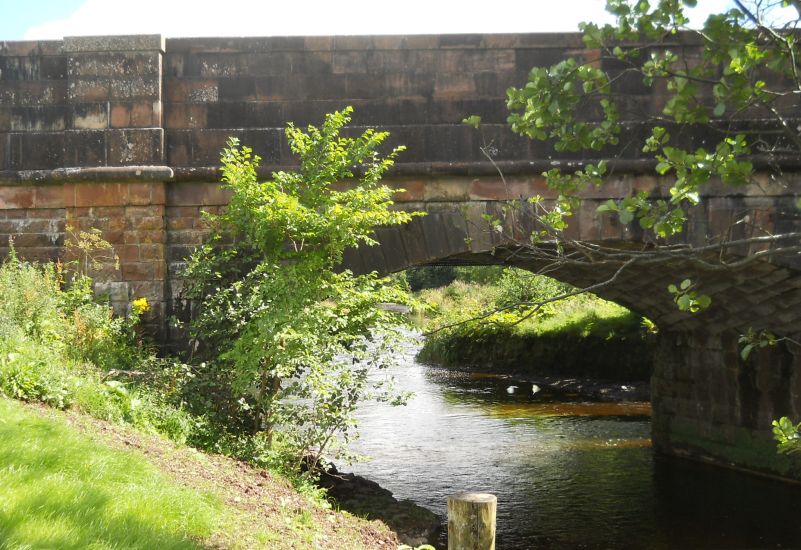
[503,0,799,241]
[494,267,573,309]
[466,0,801,309]
[772,416,801,455]
[184,108,418,474]
[404,265,458,291]
[667,278,711,313]
[0,249,195,443]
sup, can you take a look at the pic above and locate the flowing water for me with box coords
[349,340,801,549]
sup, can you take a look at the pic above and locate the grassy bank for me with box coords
[0,250,405,549]
[0,396,398,549]
[413,268,656,380]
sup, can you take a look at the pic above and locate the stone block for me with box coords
[68,79,111,102]
[68,52,160,78]
[433,74,476,98]
[374,227,409,273]
[130,216,163,231]
[33,185,64,208]
[136,229,165,244]
[0,40,63,56]
[341,246,365,275]
[332,51,368,74]
[19,132,63,169]
[420,211,453,260]
[121,260,163,281]
[205,101,283,129]
[64,35,165,53]
[108,76,160,100]
[438,34,483,49]
[71,102,108,129]
[387,179,425,203]
[74,183,135,208]
[110,100,159,128]
[106,128,163,166]
[10,105,68,132]
[163,103,207,129]
[164,79,219,103]
[0,186,35,209]
[396,216,430,267]
[64,129,106,166]
[139,243,164,260]
[357,243,388,275]
[94,280,129,302]
[166,181,229,207]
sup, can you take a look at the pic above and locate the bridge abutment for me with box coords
[652,330,801,480]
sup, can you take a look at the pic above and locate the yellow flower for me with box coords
[131,297,150,316]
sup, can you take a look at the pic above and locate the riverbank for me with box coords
[414,274,656,383]
[319,464,441,547]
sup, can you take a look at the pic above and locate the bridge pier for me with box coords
[652,330,801,480]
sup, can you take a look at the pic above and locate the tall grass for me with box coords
[0,252,194,442]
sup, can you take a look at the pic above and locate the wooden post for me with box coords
[447,492,497,550]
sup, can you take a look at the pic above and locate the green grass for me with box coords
[0,397,220,550]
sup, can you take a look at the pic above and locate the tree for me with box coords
[462,1,801,446]
[184,108,417,473]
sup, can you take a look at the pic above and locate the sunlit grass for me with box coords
[0,397,220,550]
[418,280,642,340]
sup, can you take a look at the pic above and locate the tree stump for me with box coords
[447,492,497,550]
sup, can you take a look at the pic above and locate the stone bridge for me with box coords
[1,33,800,480]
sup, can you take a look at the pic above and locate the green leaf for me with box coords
[463,115,482,129]
[713,102,726,117]
[619,209,634,225]
[677,294,691,310]
[680,279,692,290]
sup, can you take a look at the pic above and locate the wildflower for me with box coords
[131,297,150,316]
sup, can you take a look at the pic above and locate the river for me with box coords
[348,339,801,549]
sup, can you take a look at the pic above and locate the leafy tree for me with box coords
[184,108,417,473]
[464,1,801,447]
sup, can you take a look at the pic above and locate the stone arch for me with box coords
[344,196,801,335]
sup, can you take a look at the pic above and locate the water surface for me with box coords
[349,341,801,549]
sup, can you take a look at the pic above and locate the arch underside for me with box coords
[344,199,801,336]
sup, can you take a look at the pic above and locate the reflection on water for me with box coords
[348,342,801,549]
[487,401,652,418]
